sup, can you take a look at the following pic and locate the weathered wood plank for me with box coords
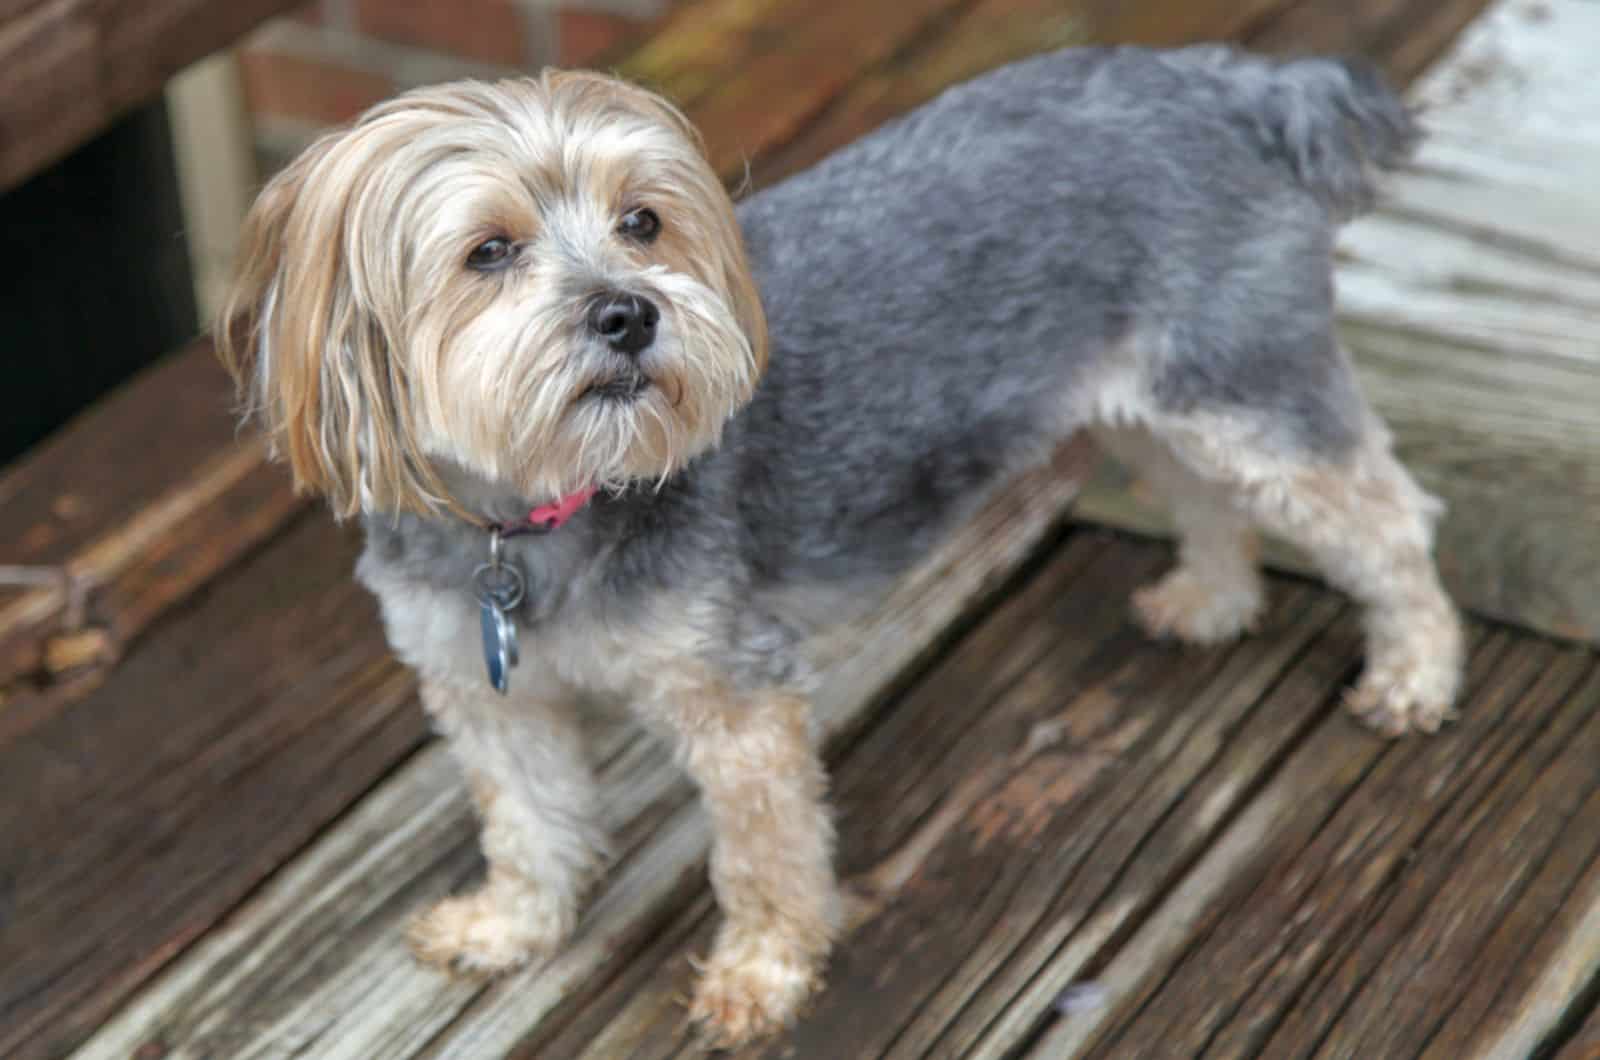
[1417,776,1600,1059]
[0,343,235,571]
[68,721,696,1060]
[0,0,101,194]
[744,0,1093,189]
[579,614,1561,1060]
[747,0,1302,189]
[676,0,976,184]
[0,343,311,739]
[513,532,1167,1060]
[1077,0,1600,645]
[509,531,1153,1060]
[0,515,426,1060]
[618,0,821,109]
[0,439,308,738]
[959,630,1519,1057]
[113,442,1091,1060]
[1554,994,1600,1059]
[1030,640,1590,1057]
[1290,665,1600,1058]
[0,0,304,191]
[1249,0,1491,85]
[1004,634,1529,1056]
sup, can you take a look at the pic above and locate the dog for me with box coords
[215,44,1463,1045]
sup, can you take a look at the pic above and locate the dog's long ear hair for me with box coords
[215,120,454,519]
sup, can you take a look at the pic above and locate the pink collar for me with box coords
[498,485,597,537]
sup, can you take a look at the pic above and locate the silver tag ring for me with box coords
[471,561,526,611]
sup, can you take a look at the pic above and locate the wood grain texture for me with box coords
[0,344,309,741]
[0,440,306,728]
[0,0,100,193]
[1555,999,1600,1060]
[745,0,1304,190]
[1418,762,1600,1060]
[0,343,236,572]
[1251,0,1494,84]
[0,515,426,1060]
[0,0,304,191]
[69,722,698,1060]
[1036,640,1598,1058]
[658,0,977,184]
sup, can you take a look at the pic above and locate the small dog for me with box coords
[217,45,1463,1044]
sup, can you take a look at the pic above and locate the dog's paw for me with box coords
[407,885,571,976]
[1344,653,1461,737]
[1132,569,1264,646]
[687,930,820,1049]
[1344,614,1464,737]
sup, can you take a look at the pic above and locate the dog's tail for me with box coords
[1183,48,1420,220]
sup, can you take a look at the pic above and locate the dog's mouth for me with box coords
[582,371,653,402]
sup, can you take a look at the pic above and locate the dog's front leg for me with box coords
[408,675,606,974]
[660,681,840,1045]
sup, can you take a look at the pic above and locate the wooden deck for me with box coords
[4,0,1599,1057]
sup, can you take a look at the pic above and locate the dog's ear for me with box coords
[215,125,441,519]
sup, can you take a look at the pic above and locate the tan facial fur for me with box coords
[216,71,767,518]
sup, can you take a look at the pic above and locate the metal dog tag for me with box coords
[472,529,526,694]
[478,599,519,693]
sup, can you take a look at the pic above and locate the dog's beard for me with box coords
[423,268,759,501]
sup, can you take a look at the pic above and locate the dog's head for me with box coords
[218,72,766,517]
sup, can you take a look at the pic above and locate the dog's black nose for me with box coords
[587,293,659,357]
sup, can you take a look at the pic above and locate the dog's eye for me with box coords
[467,237,516,271]
[618,207,661,243]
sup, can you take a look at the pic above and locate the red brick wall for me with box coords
[239,0,672,164]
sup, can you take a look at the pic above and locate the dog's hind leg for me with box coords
[1137,401,1463,736]
[1095,424,1266,645]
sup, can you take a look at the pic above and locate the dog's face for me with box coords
[218,72,767,517]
